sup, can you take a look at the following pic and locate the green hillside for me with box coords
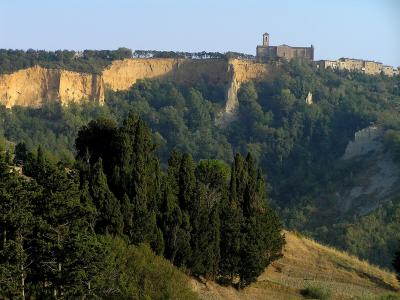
[1,57,400,270]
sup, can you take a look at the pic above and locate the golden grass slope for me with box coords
[190,231,400,300]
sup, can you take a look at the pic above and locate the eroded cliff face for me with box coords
[103,58,229,91]
[0,58,273,117]
[0,66,104,108]
[58,71,104,106]
[224,59,273,115]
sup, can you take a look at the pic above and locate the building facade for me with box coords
[316,58,399,77]
[256,33,314,62]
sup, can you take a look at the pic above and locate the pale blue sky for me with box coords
[1,0,399,66]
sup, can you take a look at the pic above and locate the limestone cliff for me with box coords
[0,58,273,117]
[0,66,104,108]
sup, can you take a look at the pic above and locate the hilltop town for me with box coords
[256,32,399,76]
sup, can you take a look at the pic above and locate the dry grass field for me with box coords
[190,231,400,299]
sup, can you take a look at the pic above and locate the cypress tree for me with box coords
[113,114,159,245]
[163,151,192,267]
[219,158,243,281]
[220,153,284,287]
[394,245,400,281]
[75,118,118,176]
[238,153,285,287]
[14,142,28,163]
[178,153,196,213]
[189,183,221,279]
[90,158,123,235]
[190,160,228,278]
[160,179,183,263]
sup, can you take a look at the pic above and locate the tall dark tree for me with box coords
[394,245,400,281]
[0,154,37,299]
[30,157,100,297]
[14,142,28,163]
[220,153,284,287]
[190,159,228,278]
[178,154,196,213]
[115,114,162,249]
[162,151,192,267]
[238,154,284,287]
[219,158,243,281]
[189,183,221,279]
[0,147,103,298]
[75,118,118,176]
[90,158,123,235]
[160,179,183,263]
[76,113,164,251]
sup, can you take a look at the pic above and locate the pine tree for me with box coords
[32,160,98,297]
[6,148,104,297]
[0,154,36,299]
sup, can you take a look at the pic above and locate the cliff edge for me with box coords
[0,66,104,108]
[0,58,273,116]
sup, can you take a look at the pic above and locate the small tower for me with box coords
[262,33,270,47]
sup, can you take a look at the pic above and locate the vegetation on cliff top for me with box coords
[0,48,255,75]
[0,48,133,74]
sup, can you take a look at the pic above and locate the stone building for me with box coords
[382,65,396,76]
[256,33,314,62]
[316,58,398,77]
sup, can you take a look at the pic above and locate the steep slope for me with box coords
[339,126,399,216]
[190,231,400,300]
[0,65,104,108]
[0,58,273,117]
[304,126,400,227]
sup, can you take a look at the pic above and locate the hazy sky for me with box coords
[1,0,399,66]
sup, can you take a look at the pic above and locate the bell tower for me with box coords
[263,33,270,47]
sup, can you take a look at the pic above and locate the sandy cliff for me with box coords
[0,66,104,108]
[102,58,229,90]
[0,58,273,115]
[224,59,272,115]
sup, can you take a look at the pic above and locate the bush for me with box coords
[301,282,332,300]
[94,235,198,300]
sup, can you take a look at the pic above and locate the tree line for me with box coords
[0,48,132,74]
[0,48,255,75]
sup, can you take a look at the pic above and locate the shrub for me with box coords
[301,282,332,300]
[94,235,198,300]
